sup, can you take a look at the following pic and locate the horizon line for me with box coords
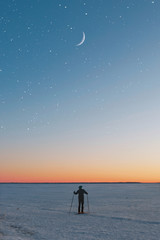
[0,181,159,184]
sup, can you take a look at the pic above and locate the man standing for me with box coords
[74,186,88,213]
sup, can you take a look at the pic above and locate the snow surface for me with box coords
[0,183,160,240]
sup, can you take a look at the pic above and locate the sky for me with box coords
[0,0,160,183]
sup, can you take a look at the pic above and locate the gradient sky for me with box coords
[1,0,160,182]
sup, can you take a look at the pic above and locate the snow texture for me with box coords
[0,183,160,240]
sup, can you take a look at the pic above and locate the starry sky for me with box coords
[1,0,160,182]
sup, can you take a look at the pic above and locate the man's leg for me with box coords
[81,201,84,213]
[78,201,80,213]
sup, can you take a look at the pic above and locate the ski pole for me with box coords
[87,195,90,213]
[69,193,74,214]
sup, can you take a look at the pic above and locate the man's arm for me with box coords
[74,190,79,194]
[83,190,88,195]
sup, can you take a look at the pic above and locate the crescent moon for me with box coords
[76,32,85,46]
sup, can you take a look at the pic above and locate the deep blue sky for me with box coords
[1,0,160,182]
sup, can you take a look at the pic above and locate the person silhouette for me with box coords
[74,186,88,213]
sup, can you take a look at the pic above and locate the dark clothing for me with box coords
[74,188,88,213]
[74,189,88,201]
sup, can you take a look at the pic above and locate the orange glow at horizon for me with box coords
[1,141,160,184]
[1,162,160,183]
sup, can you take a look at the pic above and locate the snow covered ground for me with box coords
[0,183,160,240]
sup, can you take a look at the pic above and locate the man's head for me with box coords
[79,186,82,189]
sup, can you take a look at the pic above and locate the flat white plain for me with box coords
[0,183,160,240]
